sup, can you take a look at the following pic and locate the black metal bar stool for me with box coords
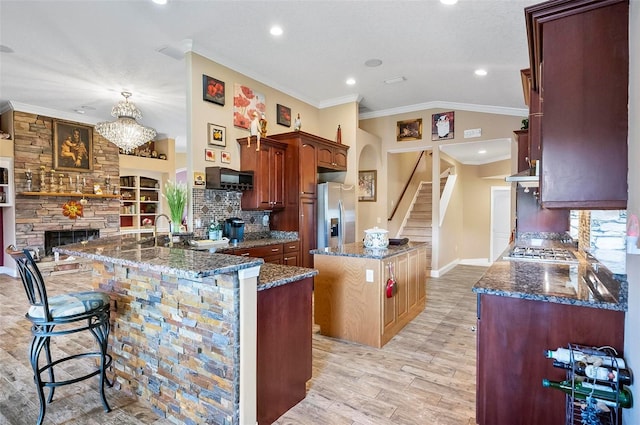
[6,246,113,425]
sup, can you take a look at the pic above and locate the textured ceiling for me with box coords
[0,0,536,160]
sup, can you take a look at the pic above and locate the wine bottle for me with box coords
[542,378,633,408]
[552,360,633,386]
[545,347,626,369]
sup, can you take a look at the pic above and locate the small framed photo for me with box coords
[53,120,93,171]
[194,172,205,187]
[358,170,377,202]
[203,75,225,106]
[207,123,226,147]
[397,118,423,142]
[431,111,455,141]
[276,104,292,127]
[221,151,231,164]
[205,149,216,162]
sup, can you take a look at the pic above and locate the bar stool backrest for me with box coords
[6,246,52,322]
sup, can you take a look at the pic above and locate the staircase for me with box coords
[400,183,434,244]
[398,177,448,268]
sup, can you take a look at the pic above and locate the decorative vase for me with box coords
[336,125,342,144]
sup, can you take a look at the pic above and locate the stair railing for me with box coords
[388,150,426,221]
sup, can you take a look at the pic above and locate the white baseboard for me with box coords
[459,258,492,267]
[431,259,459,277]
[430,258,490,277]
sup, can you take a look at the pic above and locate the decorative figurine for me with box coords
[249,111,261,151]
[25,169,32,192]
[294,113,302,131]
[259,113,268,138]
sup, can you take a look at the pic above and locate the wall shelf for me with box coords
[19,191,121,199]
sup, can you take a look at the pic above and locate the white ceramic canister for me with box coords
[363,227,389,248]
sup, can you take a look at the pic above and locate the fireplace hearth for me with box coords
[44,229,100,256]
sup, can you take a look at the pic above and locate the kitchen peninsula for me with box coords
[311,241,428,348]
[473,238,627,425]
[55,234,317,425]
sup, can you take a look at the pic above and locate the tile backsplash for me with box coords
[191,188,271,238]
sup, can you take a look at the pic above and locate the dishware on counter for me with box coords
[364,227,389,248]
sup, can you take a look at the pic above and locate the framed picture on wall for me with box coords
[358,170,377,202]
[203,75,225,106]
[276,104,291,127]
[205,149,216,162]
[221,151,231,164]
[431,111,455,141]
[397,118,422,142]
[207,123,226,147]
[53,120,93,172]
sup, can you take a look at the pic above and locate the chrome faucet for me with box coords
[154,213,172,246]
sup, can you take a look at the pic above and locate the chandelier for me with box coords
[95,92,157,153]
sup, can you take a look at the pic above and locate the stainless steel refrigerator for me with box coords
[317,182,356,249]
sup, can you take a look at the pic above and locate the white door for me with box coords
[490,187,511,262]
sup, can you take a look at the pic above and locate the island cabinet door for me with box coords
[395,253,409,321]
[382,257,398,333]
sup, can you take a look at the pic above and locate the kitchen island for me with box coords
[473,239,627,425]
[55,234,317,425]
[311,241,428,348]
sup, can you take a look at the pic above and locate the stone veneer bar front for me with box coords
[56,234,263,425]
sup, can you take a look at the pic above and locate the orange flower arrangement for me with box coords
[62,200,83,219]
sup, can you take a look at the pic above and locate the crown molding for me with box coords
[7,101,102,126]
[359,101,528,120]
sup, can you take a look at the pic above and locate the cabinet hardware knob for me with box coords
[241,253,250,256]
[271,248,278,252]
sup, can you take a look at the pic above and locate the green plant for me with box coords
[163,180,187,227]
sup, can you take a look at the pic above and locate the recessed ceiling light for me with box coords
[270,26,283,36]
[384,76,406,85]
[440,0,458,5]
[152,0,167,4]
[365,58,383,67]
[346,78,356,86]
[475,69,488,76]
[75,109,86,114]
[478,149,487,154]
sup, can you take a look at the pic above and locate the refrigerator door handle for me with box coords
[338,199,345,247]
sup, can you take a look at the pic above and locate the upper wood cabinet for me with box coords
[238,136,287,210]
[525,0,628,209]
[316,142,348,171]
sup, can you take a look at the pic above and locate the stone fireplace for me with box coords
[10,111,121,256]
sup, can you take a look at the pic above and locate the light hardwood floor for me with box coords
[0,265,485,425]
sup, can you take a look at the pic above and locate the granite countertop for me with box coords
[55,234,263,279]
[310,241,427,259]
[55,234,316,290]
[257,263,317,291]
[473,240,627,312]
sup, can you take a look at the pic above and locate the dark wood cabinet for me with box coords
[269,132,348,268]
[231,241,298,266]
[316,142,348,171]
[525,0,628,209]
[257,276,312,425]
[476,294,624,425]
[238,136,287,210]
[514,129,530,173]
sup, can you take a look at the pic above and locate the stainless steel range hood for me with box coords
[505,170,539,189]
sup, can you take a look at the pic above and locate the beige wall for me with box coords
[360,109,521,272]
[624,2,638,424]
[460,160,510,260]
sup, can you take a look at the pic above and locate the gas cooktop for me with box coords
[504,247,579,264]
